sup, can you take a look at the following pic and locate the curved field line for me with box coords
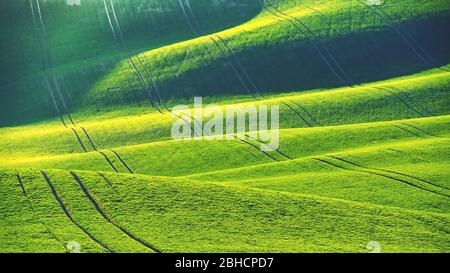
[110,150,133,174]
[401,123,440,138]
[354,0,449,72]
[70,172,160,253]
[135,54,169,112]
[16,172,66,250]
[329,156,450,192]
[34,0,76,128]
[102,0,162,113]
[71,128,87,152]
[40,171,113,253]
[388,86,436,117]
[289,101,323,127]
[97,151,119,173]
[262,0,353,87]
[97,172,118,193]
[392,125,425,138]
[178,0,258,99]
[282,102,313,127]
[80,127,97,151]
[313,157,449,198]
[374,86,427,117]
[181,0,317,140]
[244,134,292,160]
[373,2,449,70]
[234,136,279,161]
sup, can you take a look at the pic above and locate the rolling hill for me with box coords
[0,0,449,253]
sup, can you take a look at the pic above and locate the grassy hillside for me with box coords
[0,0,449,253]
[1,0,449,125]
[1,169,448,252]
[0,0,262,125]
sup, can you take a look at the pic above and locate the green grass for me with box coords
[1,169,449,252]
[0,0,449,253]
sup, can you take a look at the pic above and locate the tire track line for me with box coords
[34,0,76,127]
[329,156,450,192]
[178,0,258,99]
[40,171,113,253]
[289,101,323,127]
[389,86,436,116]
[79,127,120,172]
[110,150,133,174]
[312,157,449,198]
[392,125,425,138]
[105,1,198,136]
[234,136,279,161]
[71,128,87,153]
[70,172,160,253]
[189,0,324,125]
[136,54,169,112]
[265,0,434,120]
[97,172,118,193]
[97,151,119,173]
[262,0,355,87]
[281,102,313,127]
[374,86,427,117]
[103,0,162,113]
[182,0,325,133]
[244,134,292,160]
[80,127,97,151]
[15,171,66,250]
[401,123,440,138]
[30,0,67,128]
[355,0,450,72]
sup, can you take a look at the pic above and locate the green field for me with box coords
[0,0,449,253]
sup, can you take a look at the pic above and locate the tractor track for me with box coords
[97,172,118,193]
[80,127,97,151]
[178,0,258,100]
[355,0,450,72]
[392,125,425,138]
[15,171,66,250]
[289,101,322,126]
[103,0,162,113]
[181,0,325,132]
[386,85,435,117]
[32,0,130,174]
[374,86,427,117]
[97,151,119,173]
[263,0,356,87]
[180,112,207,137]
[71,128,87,152]
[32,0,77,128]
[40,171,113,253]
[187,0,323,126]
[234,136,279,161]
[312,157,449,198]
[401,123,440,138]
[281,102,312,127]
[329,156,450,192]
[110,150,134,174]
[30,0,67,128]
[244,134,292,160]
[135,54,169,111]
[70,172,160,253]
[265,0,435,123]
[105,1,201,137]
